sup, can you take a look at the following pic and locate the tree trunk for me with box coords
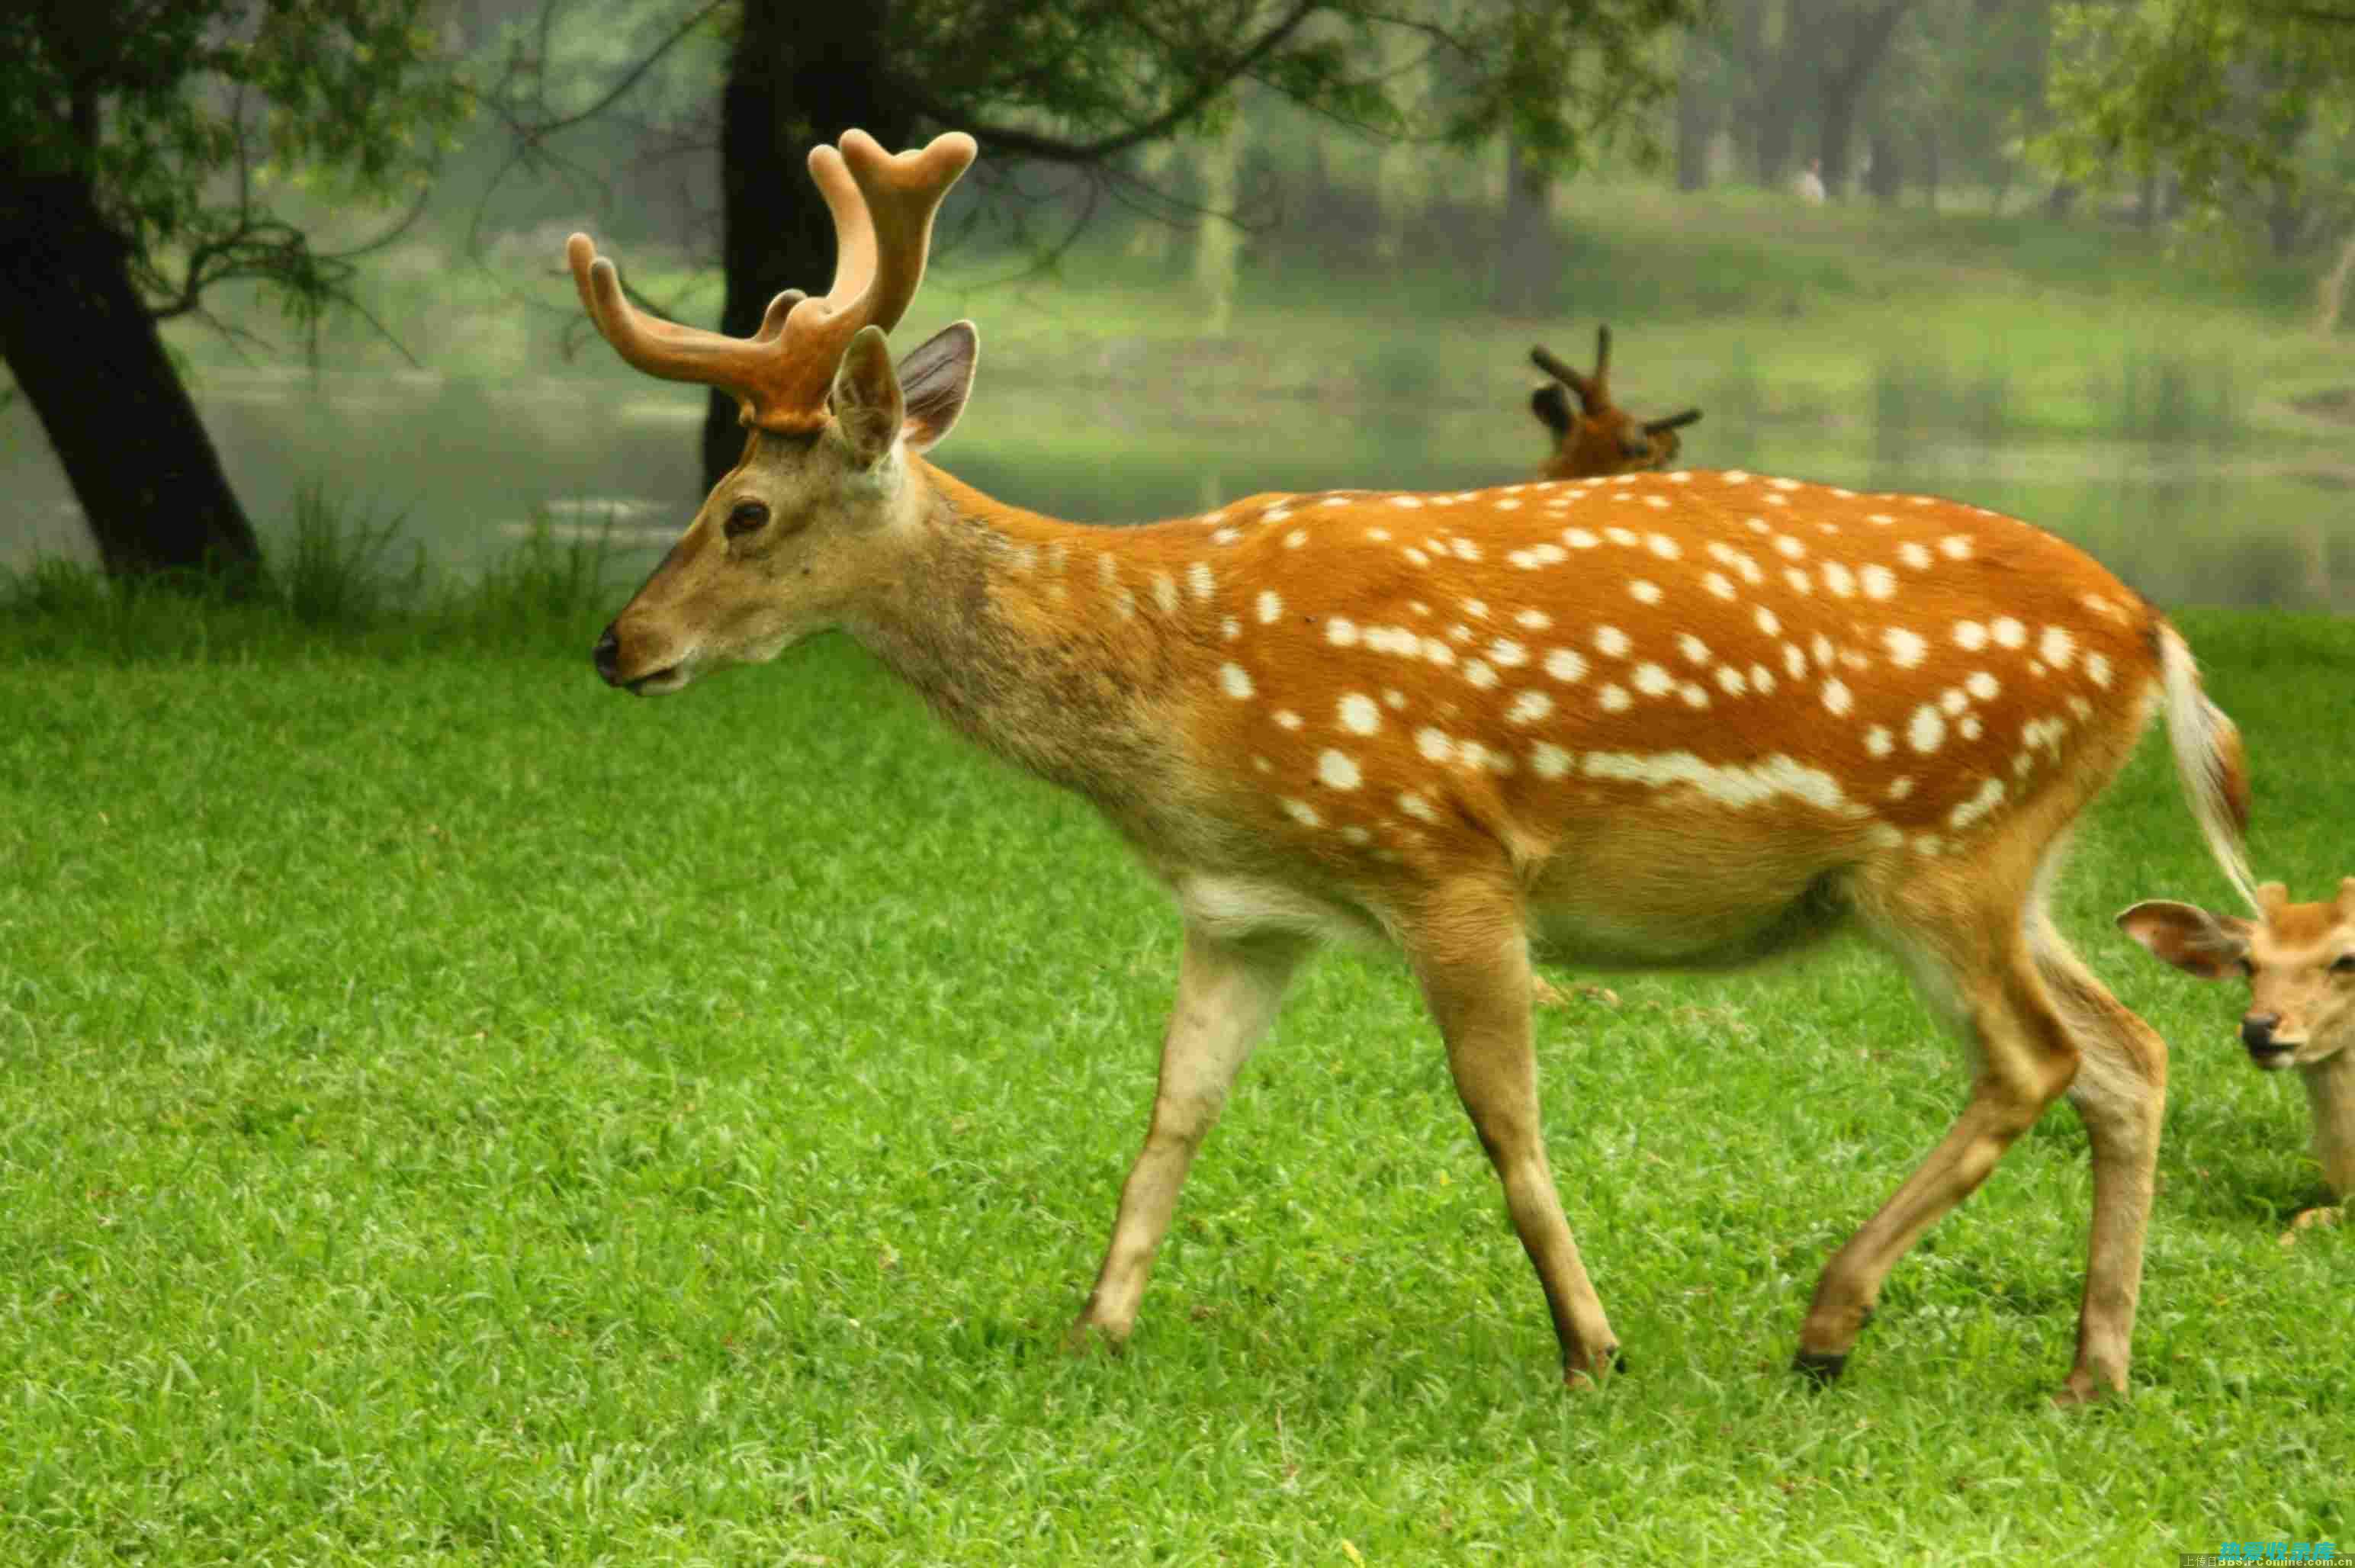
[0,175,262,584]
[1920,126,1939,212]
[703,0,910,493]
[1493,131,1553,314]
[1675,53,1714,191]
[1865,126,1901,206]
[1815,0,1916,201]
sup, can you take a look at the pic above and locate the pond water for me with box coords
[4,357,2350,615]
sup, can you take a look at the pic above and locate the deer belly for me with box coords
[1523,805,1861,967]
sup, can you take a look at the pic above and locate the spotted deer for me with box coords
[574,129,2257,1403]
[1529,328,1701,479]
[2119,880,2355,1232]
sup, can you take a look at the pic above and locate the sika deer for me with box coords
[1529,328,1701,478]
[2119,880,2355,1232]
[574,129,2255,1402]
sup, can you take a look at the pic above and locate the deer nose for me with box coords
[593,625,621,683]
[2241,1014,2282,1052]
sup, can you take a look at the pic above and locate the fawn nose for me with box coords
[2241,1014,2283,1054]
[593,625,621,683]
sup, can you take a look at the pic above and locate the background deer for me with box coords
[573,128,2256,1403]
[2119,880,2355,1233]
[1529,329,1702,479]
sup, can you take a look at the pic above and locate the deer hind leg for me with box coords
[1794,911,2080,1387]
[1409,882,1620,1386]
[1069,924,1311,1350]
[2029,908,2166,1404]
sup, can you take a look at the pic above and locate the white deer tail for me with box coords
[2155,622,2257,911]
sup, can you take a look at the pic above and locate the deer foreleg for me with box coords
[1069,924,1309,1349]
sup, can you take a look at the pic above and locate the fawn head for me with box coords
[573,131,978,693]
[2119,879,2355,1068]
[1528,328,1701,479]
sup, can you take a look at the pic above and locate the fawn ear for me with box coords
[895,320,978,455]
[830,326,904,469]
[2116,899,2250,980]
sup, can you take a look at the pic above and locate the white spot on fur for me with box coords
[1364,528,1392,541]
[1884,627,1926,667]
[1423,638,1457,667]
[1865,725,1894,757]
[1286,531,1307,549]
[1714,665,1747,696]
[1822,678,1853,716]
[1859,564,1897,600]
[1317,750,1363,791]
[1578,750,1868,817]
[1152,573,1178,615]
[1753,607,1781,638]
[1256,590,1283,625]
[1340,825,1371,845]
[1939,686,1969,717]
[1954,620,1988,651]
[1898,541,1933,570]
[1633,663,1674,697]
[1704,573,1735,599]
[1594,626,1631,658]
[1532,743,1573,779]
[1646,533,1680,559]
[1564,528,1600,548]
[1888,776,1914,800]
[1274,710,1303,731]
[1327,617,1359,647]
[1465,660,1499,689]
[1389,495,1424,509]
[1908,705,1946,753]
[1783,569,1812,595]
[1220,616,1239,640]
[1949,776,2005,830]
[1750,664,1776,692]
[1605,527,1640,546]
[1339,693,1381,734]
[1678,634,1711,665]
[1598,684,1631,712]
[1965,671,2000,701]
[1280,798,1321,827]
[1939,535,1973,560]
[1959,715,1983,741]
[2084,652,2112,689]
[1188,562,1215,602]
[1630,580,1663,606]
[1383,689,1406,710]
[2039,626,2076,670]
[1821,563,1856,598]
[1774,536,1805,561]
[1515,609,1553,631]
[1506,690,1554,725]
[1544,648,1588,683]
[1415,728,1453,761]
[1783,644,1807,679]
[1990,617,2026,649]
[1399,790,1441,823]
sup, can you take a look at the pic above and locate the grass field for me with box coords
[2,577,2351,1564]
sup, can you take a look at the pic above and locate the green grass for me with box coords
[2,585,2351,1563]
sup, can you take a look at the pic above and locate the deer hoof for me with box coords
[1791,1348,1848,1387]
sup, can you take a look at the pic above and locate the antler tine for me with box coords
[567,232,786,399]
[1529,343,1592,405]
[1643,408,1704,434]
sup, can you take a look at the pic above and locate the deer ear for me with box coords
[1531,383,1573,436]
[830,325,904,469]
[895,320,977,455]
[2116,899,2250,980]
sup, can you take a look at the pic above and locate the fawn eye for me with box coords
[724,500,769,539]
[2331,954,2355,975]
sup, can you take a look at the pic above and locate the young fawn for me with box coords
[573,130,2254,1402]
[2119,880,2355,1232]
[1528,328,1701,479]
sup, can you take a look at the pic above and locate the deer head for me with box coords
[2119,879,2355,1071]
[1528,328,1701,479]
[572,130,979,693]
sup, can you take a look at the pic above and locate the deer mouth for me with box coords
[624,663,688,696]
[2247,1042,2297,1069]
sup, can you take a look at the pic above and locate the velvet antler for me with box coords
[567,129,978,433]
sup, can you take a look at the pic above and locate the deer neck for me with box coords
[844,461,1197,805]
[2299,1049,2355,1198]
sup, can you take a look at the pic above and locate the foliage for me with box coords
[2033,0,2355,253]
[0,0,470,334]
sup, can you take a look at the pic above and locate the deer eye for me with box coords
[2331,954,2355,975]
[724,500,769,539]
